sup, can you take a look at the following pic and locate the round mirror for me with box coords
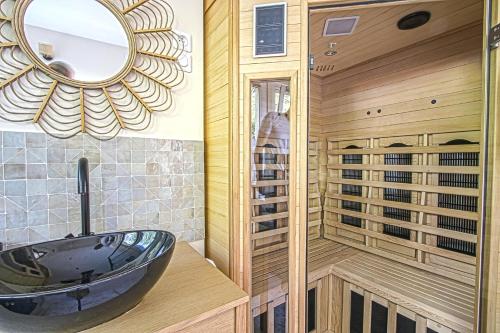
[22,0,131,84]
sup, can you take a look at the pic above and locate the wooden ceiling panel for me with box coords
[310,0,483,77]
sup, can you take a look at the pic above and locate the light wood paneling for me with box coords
[483,0,500,332]
[310,0,483,76]
[319,23,483,138]
[204,0,238,275]
[310,74,322,137]
[309,136,322,239]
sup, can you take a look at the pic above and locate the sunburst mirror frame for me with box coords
[0,0,185,140]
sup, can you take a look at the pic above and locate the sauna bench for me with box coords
[84,242,249,333]
[252,238,475,333]
[252,239,360,307]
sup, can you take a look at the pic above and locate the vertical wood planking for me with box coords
[341,281,351,333]
[388,302,397,333]
[329,274,343,333]
[416,315,427,333]
[362,291,372,333]
[205,0,232,275]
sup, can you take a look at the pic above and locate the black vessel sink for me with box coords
[0,230,175,333]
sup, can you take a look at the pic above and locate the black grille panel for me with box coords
[437,236,476,256]
[342,184,362,196]
[342,169,362,180]
[438,216,477,234]
[439,152,479,167]
[437,216,476,256]
[383,207,411,221]
[341,215,362,227]
[384,171,412,183]
[342,200,362,212]
[341,200,362,228]
[382,144,413,239]
[438,173,478,188]
[385,153,412,165]
[384,188,411,203]
[436,140,479,256]
[383,225,411,239]
[438,194,478,212]
[343,154,363,165]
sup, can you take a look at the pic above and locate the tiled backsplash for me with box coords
[0,131,205,249]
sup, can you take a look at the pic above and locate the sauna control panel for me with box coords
[253,3,287,57]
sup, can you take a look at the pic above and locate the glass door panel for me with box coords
[250,79,290,333]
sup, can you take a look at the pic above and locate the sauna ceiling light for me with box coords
[397,11,431,30]
[323,16,359,36]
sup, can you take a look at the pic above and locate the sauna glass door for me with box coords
[250,79,290,333]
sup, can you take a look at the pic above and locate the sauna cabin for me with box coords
[255,0,484,325]
[204,0,500,331]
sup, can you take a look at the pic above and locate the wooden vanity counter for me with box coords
[84,242,248,333]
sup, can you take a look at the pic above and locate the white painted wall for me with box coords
[24,25,129,82]
[0,0,204,141]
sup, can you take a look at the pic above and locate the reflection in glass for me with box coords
[250,79,290,332]
[23,0,130,82]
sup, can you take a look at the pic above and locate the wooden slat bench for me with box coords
[252,239,357,308]
[332,252,475,333]
[251,239,475,333]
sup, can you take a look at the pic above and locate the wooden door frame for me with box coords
[481,0,500,332]
[228,0,242,286]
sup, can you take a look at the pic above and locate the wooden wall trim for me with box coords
[295,1,309,331]
[481,0,500,331]
[204,0,218,13]
[229,0,241,287]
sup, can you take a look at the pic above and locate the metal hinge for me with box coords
[309,54,314,70]
[489,24,500,49]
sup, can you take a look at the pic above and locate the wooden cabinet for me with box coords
[84,243,248,333]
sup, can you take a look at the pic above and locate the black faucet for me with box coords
[78,157,92,236]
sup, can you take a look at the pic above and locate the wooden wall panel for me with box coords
[309,74,322,137]
[320,23,483,138]
[205,0,232,275]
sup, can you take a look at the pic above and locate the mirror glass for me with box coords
[23,0,130,82]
